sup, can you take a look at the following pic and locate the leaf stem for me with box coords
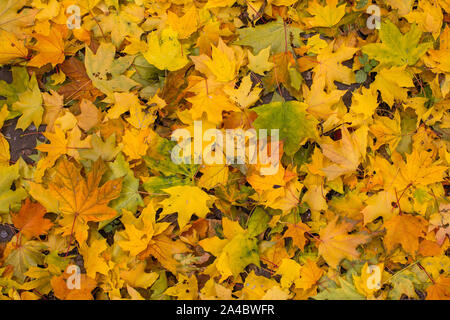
[417,262,435,284]
[64,213,78,257]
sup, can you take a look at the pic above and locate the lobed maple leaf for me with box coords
[383,214,428,256]
[12,199,53,239]
[362,21,432,67]
[0,0,448,302]
[47,156,122,243]
[318,217,370,269]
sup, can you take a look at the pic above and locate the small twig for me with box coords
[89,10,106,40]
[283,19,288,54]
[244,0,266,23]
[20,132,44,137]
[417,262,435,284]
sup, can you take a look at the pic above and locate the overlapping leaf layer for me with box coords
[0,0,448,300]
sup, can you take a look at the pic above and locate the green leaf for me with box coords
[252,101,318,156]
[0,67,29,106]
[0,187,27,214]
[217,233,260,278]
[0,162,19,193]
[106,152,144,214]
[313,278,365,300]
[287,143,314,168]
[79,133,122,162]
[143,135,198,178]
[396,109,417,154]
[142,176,190,194]
[151,271,170,300]
[355,70,367,83]
[130,55,164,87]
[359,53,368,65]
[356,0,368,10]
[388,272,420,300]
[85,42,139,98]
[289,67,303,91]
[247,207,270,237]
[234,17,302,54]
[5,240,45,281]
[362,21,432,66]
[11,73,43,130]
[0,162,26,213]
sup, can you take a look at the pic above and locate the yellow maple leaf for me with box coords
[122,128,151,160]
[405,0,443,39]
[34,127,69,181]
[362,190,397,225]
[186,91,240,124]
[247,46,274,75]
[318,217,370,268]
[351,87,379,119]
[369,112,403,151]
[320,127,361,180]
[397,148,448,188]
[143,28,189,71]
[198,164,229,189]
[276,258,302,288]
[199,218,260,281]
[305,0,347,28]
[223,75,262,109]
[79,237,110,279]
[165,274,198,300]
[108,92,141,120]
[120,262,159,289]
[160,185,215,230]
[166,6,199,40]
[314,42,358,89]
[0,30,28,65]
[303,74,342,119]
[424,26,450,73]
[203,38,238,82]
[371,66,413,106]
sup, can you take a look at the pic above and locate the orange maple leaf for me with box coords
[426,276,450,300]
[50,269,97,300]
[28,26,66,68]
[48,156,122,244]
[383,214,428,256]
[12,199,52,239]
[283,222,311,251]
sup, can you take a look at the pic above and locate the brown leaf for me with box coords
[58,57,103,102]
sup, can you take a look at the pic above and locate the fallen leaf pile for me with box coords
[0,0,449,300]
